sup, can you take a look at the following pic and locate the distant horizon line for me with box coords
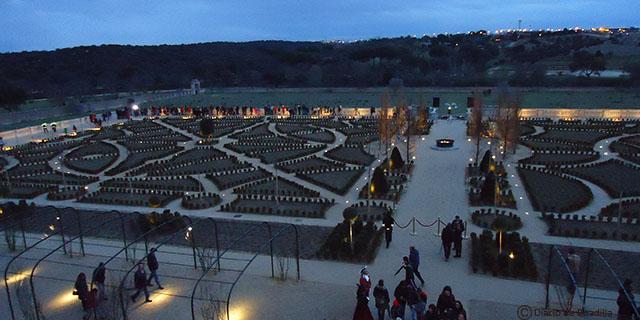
[2,24,638,55]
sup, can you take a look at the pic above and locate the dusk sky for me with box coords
[1,0,639,53]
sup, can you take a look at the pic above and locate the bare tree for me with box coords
[469,93,484,164]
[378,90,393,157]
[495,86,522,157]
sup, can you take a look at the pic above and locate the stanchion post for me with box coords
[410,217,417,236]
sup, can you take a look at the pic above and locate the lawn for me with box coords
[140,87,640,109]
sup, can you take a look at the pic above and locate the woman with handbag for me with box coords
[74,273,89,311]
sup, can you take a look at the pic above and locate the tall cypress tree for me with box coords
[390,146,405,170]
[371,166,390,197]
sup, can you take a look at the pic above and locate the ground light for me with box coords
[508,252,516,260]
[228,304,249,320]
[50,288,77,310]
[6,270,33,285]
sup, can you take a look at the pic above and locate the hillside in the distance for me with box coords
[1,29,640,100]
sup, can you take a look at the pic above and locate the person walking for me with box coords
[406,285,420,320]
[146,247,164,289]
[383,213,394,248]
[373,280,390,320]
[51,122,57,133]
[441,224,453,261]
[452,216,465,258]
[617,279,637,320]
[354,282,375,320]
[131,263,152,303]
[42,123,48,133]
[394,281,409,319]
[84,288,98,320]
[395,256,417,289]
[360,266,372,298]
[92,262,107,300]
[74,272,89,311]
[409,246,425,286]
[414,291,427,320]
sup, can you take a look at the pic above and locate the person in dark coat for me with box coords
[146,247,164,289]
[83,288,98,320]
[131,263,152,303]
[74,272,89,311]
[441,224,453,261]
[437,286,456,315]
[92,262,107,300]
[452,216,465,258]
[353,283,375,320]
[382,213,394,248]
[617,279,637,320]
[394,256,417,288]
[424,304,438,320]
[409,246,425,286]
[394,280,409,318]
[373,280,390,320]
[454,300,467,320]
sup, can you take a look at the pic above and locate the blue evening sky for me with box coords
[1,0,638,52]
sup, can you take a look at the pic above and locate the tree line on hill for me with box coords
[1,29,640,110]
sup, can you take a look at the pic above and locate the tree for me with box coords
[378,90,393,157]
[479,150,492,173]
[495,86,522,156]
[199,118,215,142]
[468,93,484,164]
[480,172,496,205]
[569,50,606,77]
[370,166,390,197]
[0,82,27,111]
[390,147,405,170]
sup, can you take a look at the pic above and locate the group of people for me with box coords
[383,213,465,262]
[353,246,467,320]
[73,262,107,319]
[72,248,164,319]
[439,216,465,261]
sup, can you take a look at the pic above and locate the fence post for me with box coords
[144,234,149,255]
[213,220,221,271]
[545,245,553,309]
[188,226,197,269]
[117,211,129,261]
[19,218,27,250]
[57,214,67,255]
[73,209,85,256]
[294,225,300,281]
[267,224,274,278]
[582,249,592,310]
